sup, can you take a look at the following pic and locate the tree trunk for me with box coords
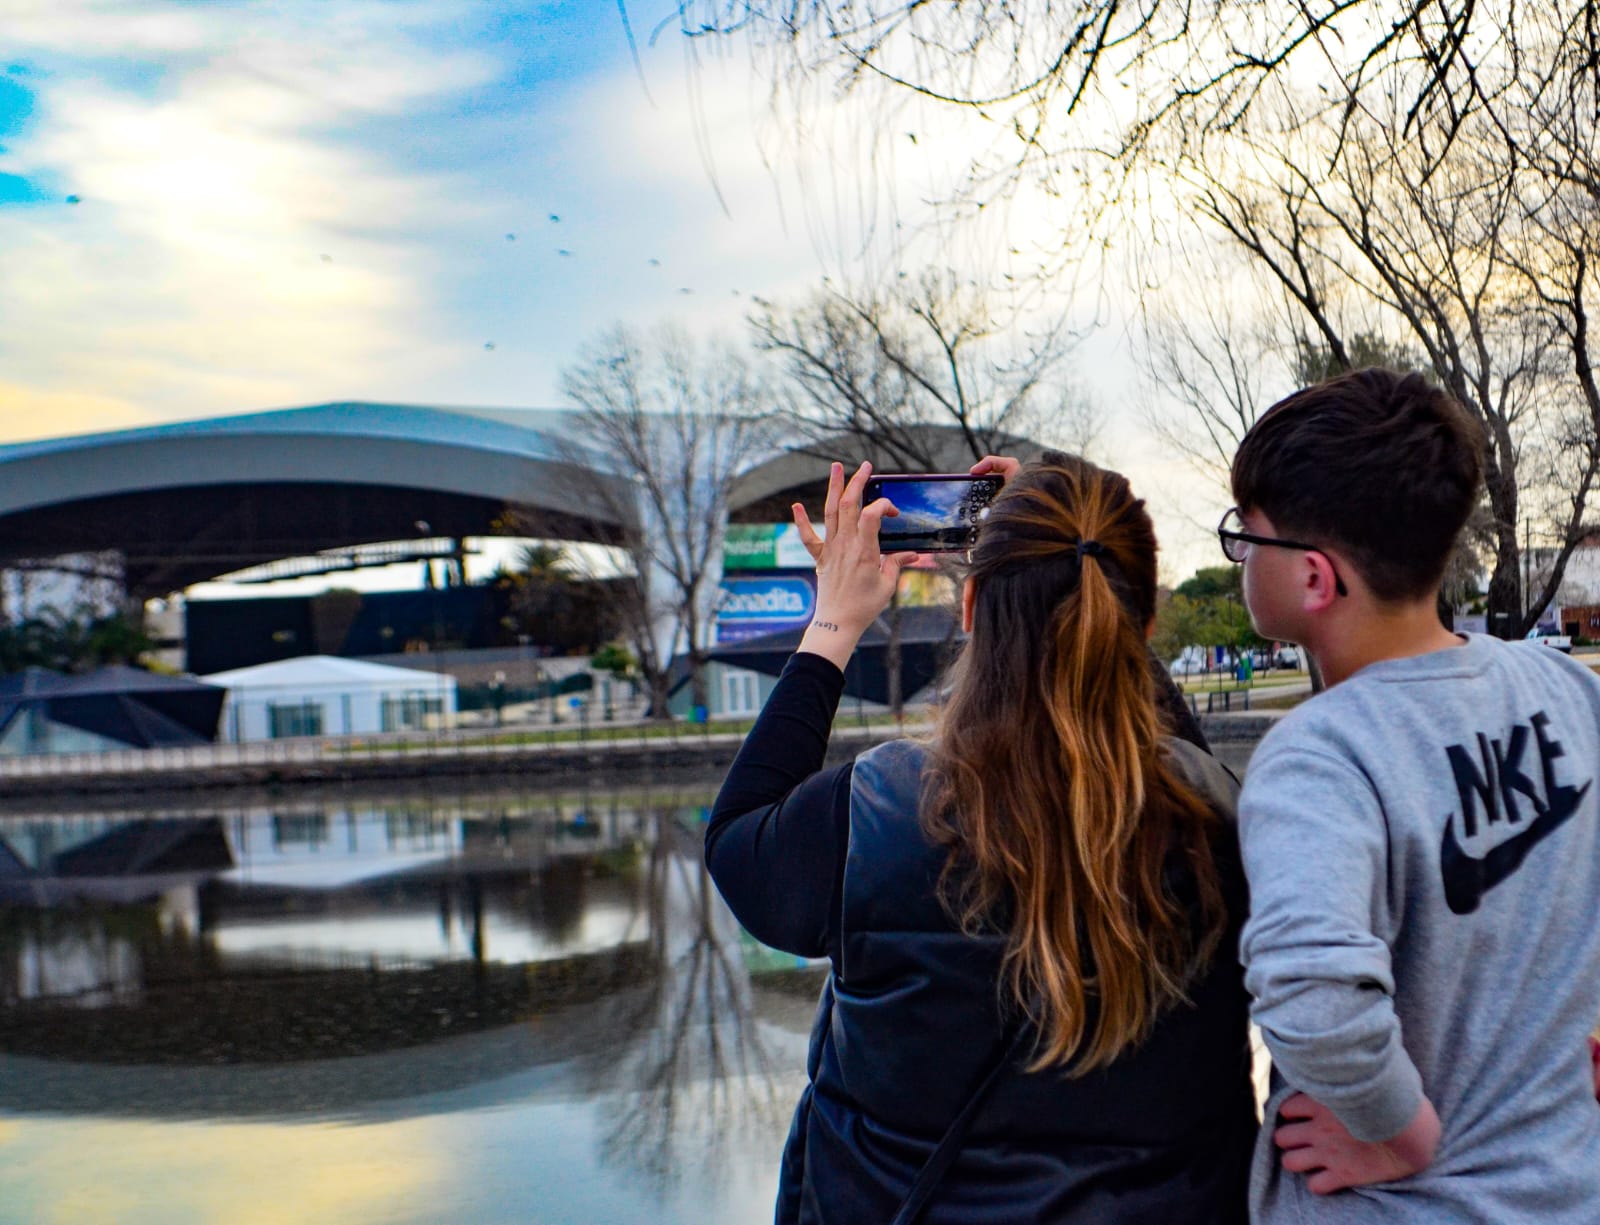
[1486,554,1522,641]
[887,589,903,721]
[689,649,709,713]
[648,670,674,722]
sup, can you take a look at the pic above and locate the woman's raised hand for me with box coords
[970,455,1021,483]
[792,461,919,670]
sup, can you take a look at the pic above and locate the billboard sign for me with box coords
[722,524,817,571]
[716,575,816,643]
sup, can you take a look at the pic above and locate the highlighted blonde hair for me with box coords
[924,457,1228,1072]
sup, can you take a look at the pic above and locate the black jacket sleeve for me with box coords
[705,651,853,963]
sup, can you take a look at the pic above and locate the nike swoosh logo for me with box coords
[1440,779,1592,915]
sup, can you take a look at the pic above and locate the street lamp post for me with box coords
[517,633,531,725]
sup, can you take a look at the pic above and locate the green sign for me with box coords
[723,524,815,571]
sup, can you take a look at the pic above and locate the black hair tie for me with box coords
[1076,539,1105,561]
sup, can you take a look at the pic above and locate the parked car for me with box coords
[1243,645,1300,670]
[1525,626,1574,653]
[1168,647,1210,677]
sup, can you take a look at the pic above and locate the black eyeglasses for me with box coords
[1217,507,1348,597]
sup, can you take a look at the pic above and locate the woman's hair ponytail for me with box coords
[924,458,1228,1073]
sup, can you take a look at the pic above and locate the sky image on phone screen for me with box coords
[873,479,998,550]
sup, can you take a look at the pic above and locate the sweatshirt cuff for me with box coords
[1334,1049,1425,1143]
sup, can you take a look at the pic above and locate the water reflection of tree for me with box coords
[589,809,791,1193]
[0,900,206,1010]
[536,857,588,947]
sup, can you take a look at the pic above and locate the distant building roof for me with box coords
[202,654,456,688]
[0,664,223,700]
[0,403,629,596]
[0,665,225,748]
[0,402,592,468]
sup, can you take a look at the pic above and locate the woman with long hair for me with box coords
[706,456,1257,1224]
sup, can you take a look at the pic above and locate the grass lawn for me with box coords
[1173,671,1309,695]
[1248,688,1314,711]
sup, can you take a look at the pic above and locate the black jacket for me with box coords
[774,738,1257,1225]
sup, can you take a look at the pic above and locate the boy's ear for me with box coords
[1301,550,1344,613]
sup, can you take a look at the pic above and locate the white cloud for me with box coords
[572,42,1075,309]
[0,0,495,425]
[3,0,218,57]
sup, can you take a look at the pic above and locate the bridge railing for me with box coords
[0,693,923,781]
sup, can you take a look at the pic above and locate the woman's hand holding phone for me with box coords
[792,461,920,671]
[970,455,1021,483]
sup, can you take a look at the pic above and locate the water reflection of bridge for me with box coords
[1,783,671,889]
[0,783,818,1219]
[0,787,805,1055]
[0,785,678,988]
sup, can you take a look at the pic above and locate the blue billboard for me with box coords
[716,575,816,643]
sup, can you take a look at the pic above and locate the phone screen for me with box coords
[862,474,1003,552]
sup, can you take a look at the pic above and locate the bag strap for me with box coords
[889,1023,1032,1225]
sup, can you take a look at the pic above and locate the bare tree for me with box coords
[1157,38,1600,638]
[1142,252,1428,488]
[750,272,1097,717]
[669,0,1600,638]
[1140,265,1301,488]
[667,2,1598,228]
[752,271,1098,465]
[561,325,775,717]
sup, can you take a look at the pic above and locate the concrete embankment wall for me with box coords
[1201,714,1278,777]
[0,714,1275,806]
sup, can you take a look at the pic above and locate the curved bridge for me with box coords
[0,404,1040,603]
[0,404,626,600]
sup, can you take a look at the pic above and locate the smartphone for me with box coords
[861,473,1003,552]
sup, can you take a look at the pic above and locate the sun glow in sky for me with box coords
[0,0,1232,584]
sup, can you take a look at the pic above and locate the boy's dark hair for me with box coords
[1231,367,1484,602]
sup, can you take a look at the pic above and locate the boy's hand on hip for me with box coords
[1274,1093,1440,1194]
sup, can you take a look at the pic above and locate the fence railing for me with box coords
[0,706,923,782]
[1187,688,1254,716]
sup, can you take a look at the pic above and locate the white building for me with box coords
[1548,538,1600,610]
[1514,536,1600,633]
[202,655,458,742]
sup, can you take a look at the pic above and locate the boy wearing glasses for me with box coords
[1224,368,1600,1221]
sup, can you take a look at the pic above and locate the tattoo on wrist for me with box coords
[813,620,841,632]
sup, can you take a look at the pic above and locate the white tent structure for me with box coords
[201,655,458,742]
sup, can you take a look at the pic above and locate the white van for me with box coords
[1168,646,1210,676]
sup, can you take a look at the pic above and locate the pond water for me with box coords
[0,777,818,1225]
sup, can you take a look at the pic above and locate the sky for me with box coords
[0,0,1233,593]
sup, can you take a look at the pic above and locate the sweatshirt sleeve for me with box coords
[704,651,853,962]
[1238,741,1424,1142]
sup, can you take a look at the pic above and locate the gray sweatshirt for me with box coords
[1240,634,1600,1223]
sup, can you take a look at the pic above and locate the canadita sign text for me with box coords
[715,576,816,643]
